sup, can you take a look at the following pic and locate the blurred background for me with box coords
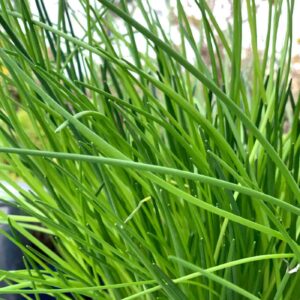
[28,0,300,94]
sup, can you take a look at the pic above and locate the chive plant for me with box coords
[0,0,299,299]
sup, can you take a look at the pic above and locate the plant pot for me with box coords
[0,201,55,300]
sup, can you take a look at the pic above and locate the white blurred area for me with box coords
[29,1,300,52]
[29,0,300,81]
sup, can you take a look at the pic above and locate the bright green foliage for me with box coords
[0,0,299,299]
